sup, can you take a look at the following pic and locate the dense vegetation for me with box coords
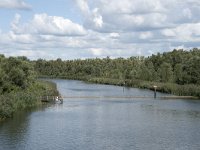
[1,49,200,120]
[34,48,200,98]
[3,48,199,121]
[0,55,58,121]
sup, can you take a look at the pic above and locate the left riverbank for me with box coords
[0,80,58,121]
[0,55,59,122]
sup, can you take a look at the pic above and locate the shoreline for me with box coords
[38,76,200,100]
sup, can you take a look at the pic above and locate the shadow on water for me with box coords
[0,105,51,150]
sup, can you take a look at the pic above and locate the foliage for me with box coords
[0,81,58,120]
[0,55,58,120]
[0,55,35,93]
[34,48,200,98]
[1,48,200,120]
[34,49,200,97]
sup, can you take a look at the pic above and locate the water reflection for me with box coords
[1,79,200,150]
[0,106,47,150]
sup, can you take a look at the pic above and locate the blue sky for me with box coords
[0,0,200,60]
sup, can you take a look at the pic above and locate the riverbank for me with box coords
[0,80,58,121]
[88,77,200,99]
[39,76,200,99]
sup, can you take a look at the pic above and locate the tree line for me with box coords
[34,48,200,85]
[1,48,200,120]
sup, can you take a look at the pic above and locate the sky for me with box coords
[0,0,200,60]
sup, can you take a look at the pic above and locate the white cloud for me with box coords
[76,0,170,32]
[109,32,120,38]
[89,47,128,58]
[75,0,104,29]
[11,13,21,32]
[76,0,90,15]
[99,0,166,15]
[139,32,153,39]
[0,0,31,9]
[75,0,200,34]
[89,48,103,56]
[76,0,200,52]
[170,45,187,50]
[161,29,176,37]
[175,23,200,41]
[183,8,192,19]
[6,49,55,60]
[92,8,103,28]
[12,13,87,36]
[1,0,200,60]
[161,23,200,41]
[9,31,35,44]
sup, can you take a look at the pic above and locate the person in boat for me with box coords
[59,95,63,103]
[55,96,59,101]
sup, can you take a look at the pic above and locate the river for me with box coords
[1,79,200,150]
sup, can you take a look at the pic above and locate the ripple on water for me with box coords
[1,79,200,150]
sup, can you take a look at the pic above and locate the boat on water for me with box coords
[55,96,63,104]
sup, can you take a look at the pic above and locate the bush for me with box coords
[0,80,58,120]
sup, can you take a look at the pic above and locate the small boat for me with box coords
[55,96,63,104]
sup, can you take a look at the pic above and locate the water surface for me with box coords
[1,79,200,150]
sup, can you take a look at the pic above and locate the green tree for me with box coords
[185,56,200,84]
[174,63,183,84]
[9,68,26,88]
[159,62,173,82]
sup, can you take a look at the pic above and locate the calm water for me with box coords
[1,79,200,150]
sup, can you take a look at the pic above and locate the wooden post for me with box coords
[153,85,157,99]
[123,81,125,92]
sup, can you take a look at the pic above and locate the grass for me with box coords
[88,77,200,99]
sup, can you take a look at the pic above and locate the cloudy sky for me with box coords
[0,0,200,60]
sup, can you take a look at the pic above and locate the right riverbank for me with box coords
[34,49,200,100]
[88,77,200,99]
[39,76,200,99]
